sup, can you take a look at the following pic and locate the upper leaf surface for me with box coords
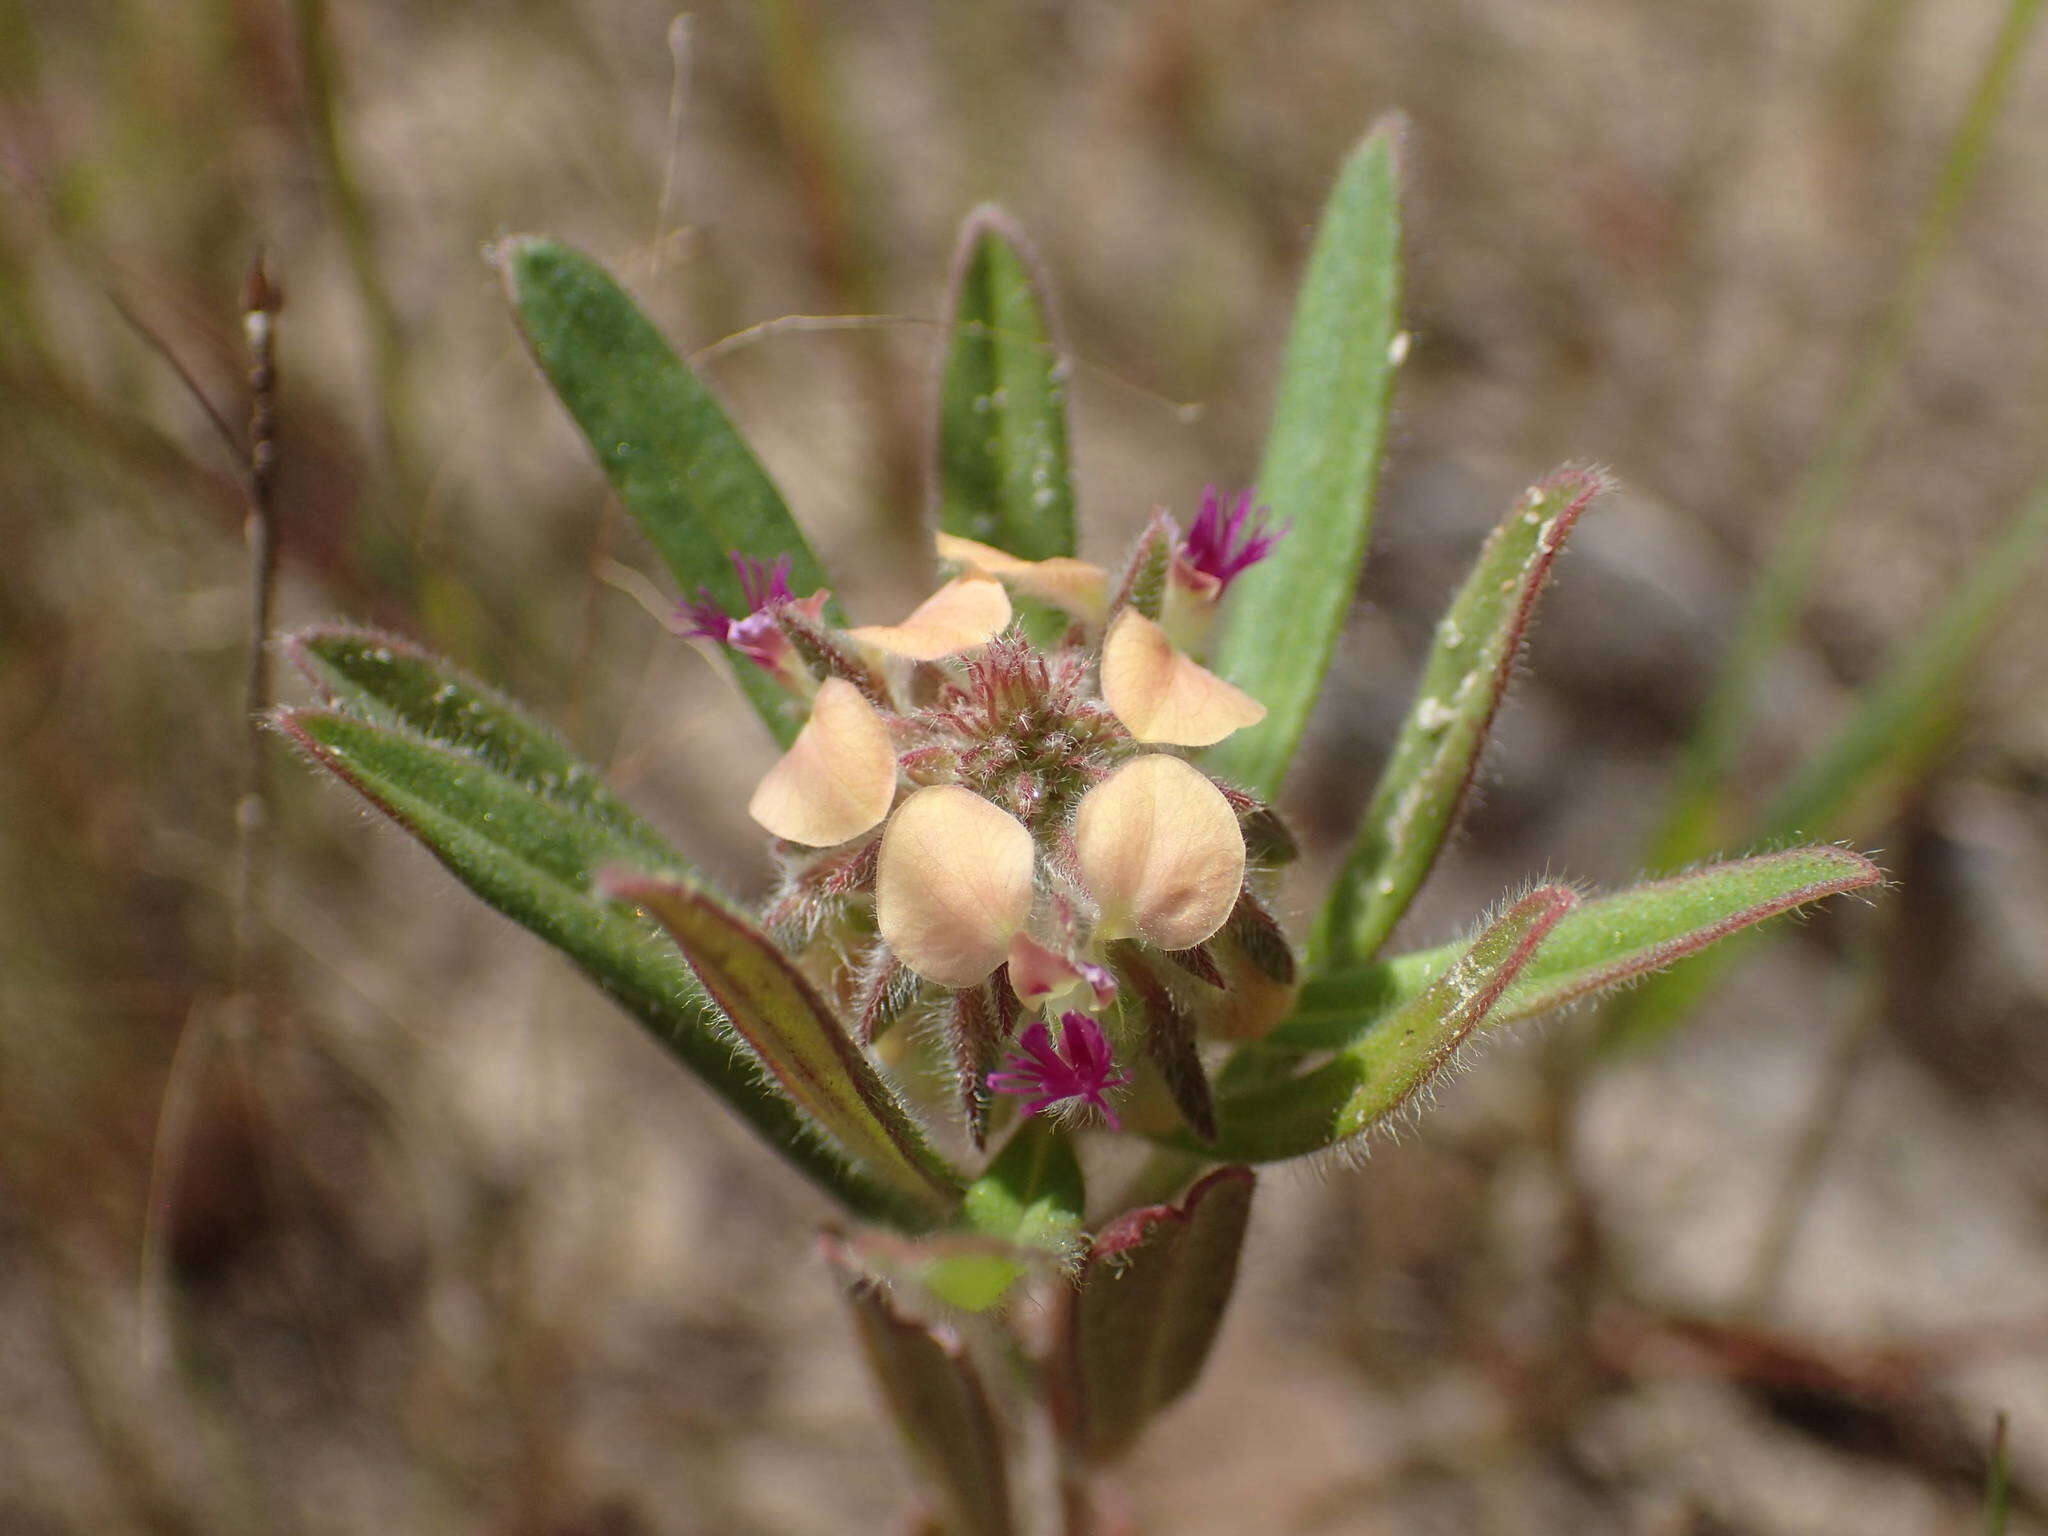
[1205,885,1574,1162]
[936,206,1077,561]
[285,626,675,861]
[501,236,832,743]
[607,876,964,1222]
[1276,847,1883,1056]
[279,708,917,1226]
[1318,467,1610,965]
[1205,121,1403,796]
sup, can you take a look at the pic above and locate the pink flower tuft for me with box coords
[987,1011,1132,1130]
[1180,487,1287,592]
[678,552,798,645]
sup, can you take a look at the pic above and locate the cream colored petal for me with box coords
[746,678,898,846]
[849,575,1011,661]
[1099,608,1266,746]
[1074,754,1244,951]
[877,785,1036,987]
[935,531,1109,623]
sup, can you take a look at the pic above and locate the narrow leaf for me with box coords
[1319,467,1610,965]
[1202,886,1576,1162]
[500,236,833,744]
[604,876,963,1221]
[1205,120,1403,796]
[1275,847,1884,1055]
[936,206,1076,560]
[285,626,673,860]
[825,1238,1017,1536]
[277,709,912,1224]
[1054,1166,1255,1463]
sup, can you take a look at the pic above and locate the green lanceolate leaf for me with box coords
[936,205,1077,560]
[1274,847,1883,1058]
[1205,886,1574,1163]
[1205,120,1403,797]
[930,1118,1088,1312]
[277,709,915,1224]
[1318,467,1611,967]
[285,626,674,861]
[604,876,963,1222]
[500,236,832,745]
[824,1237,1017,1536]
[1054,1166,1255,1464]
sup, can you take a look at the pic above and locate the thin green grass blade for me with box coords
[1202,886,1575,1163]
[604,876,963,1222]
[500,236,834,745]
[1317,467,1610,966]
[1270,848,1882,1061]
[1761,481,2048,840]
[1984,1411,2011,1536]
[284,625,675,861]
[824,1236,1018,1536]
[1646,0,2045,872]
[1604,483,2048,1050]
[936,205,1077,560]
[1204,120,1403,797]
[277,708,916,1224]
[1054,1166,1255,1464]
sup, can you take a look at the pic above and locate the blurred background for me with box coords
[5,1,2048,1531]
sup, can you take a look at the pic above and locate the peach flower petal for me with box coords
[1074,754,1244,951]
[877,785,1036,987]
[935,532,1109,623]
[1099,608,1266,747]
[849,574,1011,661]
[746,678,898,846]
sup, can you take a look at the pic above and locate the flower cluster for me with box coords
[683,495,1295,1142]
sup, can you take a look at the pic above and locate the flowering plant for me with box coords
[277,127,1879,1529]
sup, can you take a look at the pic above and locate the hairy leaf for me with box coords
[1054,1167,1255,1463]
[825,1238,1017,1536]
[606,876,963,1221]
[501,236,832,743]
[1319,466,1610,965]
[278,708,917,1223]
[1276,847,1883,1057]
[1204,886,1575,1162]
[936,206,1076,561]
[285,626,674,860]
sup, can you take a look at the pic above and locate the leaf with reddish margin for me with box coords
[277,707,915,1225]
[824,1236,1017,1536]
[1275,847,1884,1057]
[1317,466,1612,966]
[1203,886,1578,1162]
[604,875,963,1221]
[1054,1166,1256,1464]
